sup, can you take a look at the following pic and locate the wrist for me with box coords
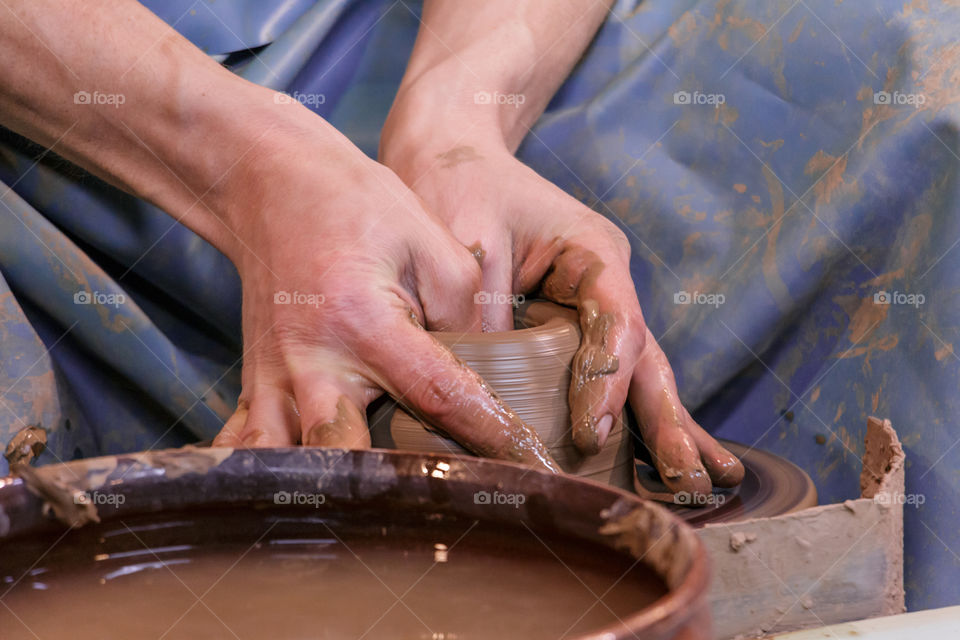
[162,79,364,266]
[135,75,274,259]
[380,0,610,171]
[380,67,518,184]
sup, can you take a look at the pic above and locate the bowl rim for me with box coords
[0,446,711,639]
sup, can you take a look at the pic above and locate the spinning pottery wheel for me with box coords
[370,301,817,524]
[634,440,818,526]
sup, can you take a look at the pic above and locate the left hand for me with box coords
[381,109,744,496]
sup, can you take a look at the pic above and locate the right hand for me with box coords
[381,91,745,495]
[210,100,558,473]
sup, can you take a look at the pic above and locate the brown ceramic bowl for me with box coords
[0,448,710,639]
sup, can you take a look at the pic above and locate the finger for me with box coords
[293,376,371,449]
[412,224,484,333]
[568,299,625,453]
[367,313,560,473]
[540,245,635,455]
[684,417,745,488]
[471,239,517,332]
[231,383,300,447]
[212,400,249,447]
[628,328,712,496]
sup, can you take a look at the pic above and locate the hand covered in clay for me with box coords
[210,103,559,473]
[378,0,743,495]
[381,128,742,495]
[0,0,562,470]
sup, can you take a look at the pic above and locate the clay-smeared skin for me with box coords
[389,302,636,488]
[436,145,484,169]
[304,396,371,449]
[200,104,564,474]
[391,340,560,473]
[379,0,744,495]
[567,300,620,454]
[467,242,486,267]
[381,139,744,495]
[629,338,744,494]
[539,249,618,453]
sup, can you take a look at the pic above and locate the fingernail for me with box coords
[597,414,614,448]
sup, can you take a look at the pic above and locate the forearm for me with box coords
[0,0,347,262]
[381,0,611,169]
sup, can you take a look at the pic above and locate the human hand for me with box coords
[209,100,559,473]
[0,0,557,473]
[381,115,742,495]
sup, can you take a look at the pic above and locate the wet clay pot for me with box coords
[0,448,710,639]
[371,301,636,490]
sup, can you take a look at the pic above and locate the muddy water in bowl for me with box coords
[0,448,711,639]
[1,508,665,639]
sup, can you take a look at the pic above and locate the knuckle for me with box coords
[270,320,317,350]
[323,290,378,341]
[617,310,648,358]
[410,371,464,425]
[596,218,631,258]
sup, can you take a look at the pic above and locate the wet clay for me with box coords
[541,244,620,455]
[4,425,46,466]
[436,145,483,169]
[466,241,485,266]
[701,417,903,639]
[380,301,634,489]
[641,388,710,495]
[304,396,371,449]
[392,302,560,472]
[569,299,620,454]
[0,507,667,640]
[9,446,234,529]
[538,248,621,454]
[600,501,701,590]
[634,440,817,526]
[11,462,99,528]
[538,246,607,308]
[859,416,905,498]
